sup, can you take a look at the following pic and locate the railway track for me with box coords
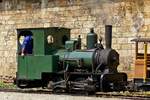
[0,88,150,99]
[96,92,150,100]
[0,88,52,94]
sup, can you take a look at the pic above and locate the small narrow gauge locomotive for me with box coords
[15,25,127,93]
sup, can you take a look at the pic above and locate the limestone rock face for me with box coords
[0,0,149,80]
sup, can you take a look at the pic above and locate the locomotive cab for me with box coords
[15,27,70,88]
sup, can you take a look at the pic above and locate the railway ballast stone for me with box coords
[0,92,128,100]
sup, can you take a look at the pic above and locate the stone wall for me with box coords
[0,0,149,80]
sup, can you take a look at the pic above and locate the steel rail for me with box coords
[0,88,150,99]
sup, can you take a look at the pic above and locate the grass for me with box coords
[0,82,16,89]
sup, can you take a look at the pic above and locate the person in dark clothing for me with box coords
[95,36,104,49]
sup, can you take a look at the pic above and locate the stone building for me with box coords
[0,0,149,81]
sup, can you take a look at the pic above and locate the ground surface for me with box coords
[0,92,129,100]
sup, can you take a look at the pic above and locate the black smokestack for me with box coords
[105,25,112,49]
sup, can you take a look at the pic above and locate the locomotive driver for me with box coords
[20,31,33,56]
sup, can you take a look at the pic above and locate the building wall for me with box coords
[0,0,149,79]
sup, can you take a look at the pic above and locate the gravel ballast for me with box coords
[0,92,128,100]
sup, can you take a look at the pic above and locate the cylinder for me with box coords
[87,28,97,49]
[105,25,112,49]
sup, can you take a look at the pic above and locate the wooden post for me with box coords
[144,43,147,82]
[135,42,138,59]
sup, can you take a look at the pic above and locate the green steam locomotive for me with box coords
[15,25,127,93]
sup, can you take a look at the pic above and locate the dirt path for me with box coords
[0,92,128,100]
